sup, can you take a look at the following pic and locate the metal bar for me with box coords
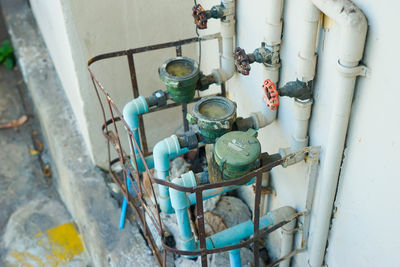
[253,172,263,267]
[146,94,220,114]
[301,147,321,249]
[196,191,208,267]
[161,214,302,256]
[221,82,226,97]
[127,54,149,154]
[175,44,190,132]
[182,103,189,132]
[88,33,221,66]
[176,45,182,57]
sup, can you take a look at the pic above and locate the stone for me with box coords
[212,196,252,228]
[170,157,191,179]
[203,194,221,213]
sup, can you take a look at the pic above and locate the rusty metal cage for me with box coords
[87,34,305,267]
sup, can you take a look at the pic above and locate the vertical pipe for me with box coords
[292,0,320,152]
[279,217,296,267]
[262,0,283,124]
[229,249,242,267]
[307,1,367,266]
[291,98,313,152]
[212,0,235,83]
[153,135,189,213]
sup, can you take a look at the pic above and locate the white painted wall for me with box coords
[201,0,400,266]
[31,0,400,266]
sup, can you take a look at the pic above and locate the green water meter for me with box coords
[187,96,237,143]
[214,129,261,180]
[159,57,200,103]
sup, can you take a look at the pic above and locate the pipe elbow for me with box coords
[153,135,182,172]
[212,67,234,85]
[311,0,367,64]
[123,96,149,130]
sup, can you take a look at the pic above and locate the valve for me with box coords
[192,4,208,29]
[234,47,251,75]
[262,79,279,111]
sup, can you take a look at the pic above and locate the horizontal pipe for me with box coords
[170,171,297,259]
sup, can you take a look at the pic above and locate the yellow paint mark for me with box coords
[34,232,43,238]
[322,14,335,30]
[7,222,84,267]
[46,222,84,262]
[8,251,44,267]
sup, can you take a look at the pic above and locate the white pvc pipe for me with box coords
[260,0,284,124]
[213,0,235,83]
[291,0,320,152]
[291,98,313,152]
[297,1,320,82]
[263,0,283,46]
[277,206,297,267]
[308,1,367,266]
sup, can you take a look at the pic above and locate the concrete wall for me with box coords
[30,0,204,167]
[30,0,400,266]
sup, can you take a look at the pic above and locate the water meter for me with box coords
[214,129,261,179]
[187,96,237,143]
[159,57,200,103]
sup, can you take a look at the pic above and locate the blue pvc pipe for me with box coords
[205,213,273,249]
[131,154,155,172]
[175,208,197,251]
[154,135,189,213]
[123,95,149,169]
[229,249,242,267]
[170,171,284,267]
[119,173,133,229]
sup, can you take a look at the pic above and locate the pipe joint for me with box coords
[234,44,280,76]
[170,171,197,210]
[278,79,313,100]
[123,96,149,131]
[145,90,168,108]
[296,52,317,82]
[177,131,199,150]
[197,73,218,91]
[153,135,182,172]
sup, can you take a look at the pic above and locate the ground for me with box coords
[0,9,90,266]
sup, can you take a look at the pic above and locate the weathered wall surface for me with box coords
[30,0,400,266]
[29,0,202,167]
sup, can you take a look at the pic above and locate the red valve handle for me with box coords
[262,79,279,111]
[192,4,208,29]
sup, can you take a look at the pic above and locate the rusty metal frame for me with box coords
[88,33,224,156]
[87,35,303,267]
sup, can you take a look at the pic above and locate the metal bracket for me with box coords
[336,60,370,78]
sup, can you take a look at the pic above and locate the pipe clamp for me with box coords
[336,60,370,78]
